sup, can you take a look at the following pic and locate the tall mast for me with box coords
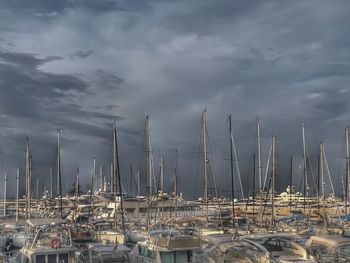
[56,129,63,218]
[202,109,209,223]
[317,154,321,214]
[110,163,113,193]
[144,116,151,230]
[35,178,39,205]
[252,154,256,217]
[229,115,235,226]
[160,156,164,220]
[174,149,178,218]
[160,156,164,194]
[76,167,80,204]
[137,170,140,197]
[302,124,308,216]
[271,135,276,224]
[257,118,264,224]
[25,137,31,219]
[3,173,7,216]
[49,168,53,199]
[320,142,325,212]
[16,168,20,222]
[112,122,118,228]
[99,165,102,192]
[257,117,262,192]
[29,156,32,218]
[114,123,126,233]
[146,115,153,197]
[345,127,349,216]
[89,158,95,220]
[93,158,96,194]
[289,156,293,215]
[113,124,117,194]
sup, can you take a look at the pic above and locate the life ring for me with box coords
[50,239,62,249]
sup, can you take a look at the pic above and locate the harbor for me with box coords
[0,0,350,262]
[0,111,348,263]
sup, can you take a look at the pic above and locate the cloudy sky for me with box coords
[0,0,349,199]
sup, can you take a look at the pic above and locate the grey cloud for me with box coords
[0,0,349,199]
[69,49,93,59]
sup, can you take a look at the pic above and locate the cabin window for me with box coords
[126,208,135,213]
[48,254,57,263]
[160,252,175,263]
[59,253,68,263]
[160,251,191,263]
[139,246,155,259]
[263,239,290,252]
[175,251,190,262]
[36,255,45,263]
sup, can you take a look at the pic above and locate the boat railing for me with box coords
[29,225,72,249]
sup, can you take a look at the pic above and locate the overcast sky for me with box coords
[0,0,349,199]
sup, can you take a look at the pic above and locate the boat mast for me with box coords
[302,124,308,216]
[271,135,276,225]
[317,154,320,215]
[113,123,118,197]
[173,149,178,218]
[112,122,118,227]
[257,118,263,224]
[145,115,151,230]
[29,156,33,218]
[99,165,102,192]
[89,158,95,221]
[25,137,31,219]
[49,168,53,199]
[56,129,63,218]
[76,167,80,205]
[16,168,19,222]
[229,116,244,199]
[3,173,7,216]
[160,156,164,194]
[146,115,153,197]
[345,127,349,216]
[160,156,164,220]
[228,115,235,227]
[202,109,209,223]
[289,156,293,215]
[35,178,39,206]
[257,117,262,193]
[93,158,97,194]
[137,170,140,197]
[252,154,256,217]
[320,142,326,213]
[114,122,126,233]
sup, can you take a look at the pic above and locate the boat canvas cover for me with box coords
[26,218,65,228]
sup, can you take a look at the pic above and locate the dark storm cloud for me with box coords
[69,49,93,59]
[0,0,349,198]
[0,0,153,14]
[0,47,123,194]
